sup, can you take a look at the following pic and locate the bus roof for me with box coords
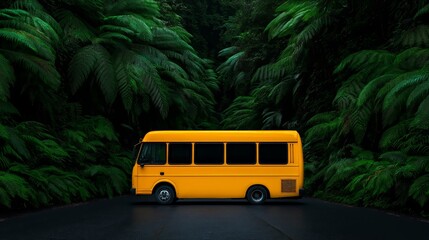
[142,130,300,143]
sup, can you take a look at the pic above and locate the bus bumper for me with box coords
[130,188,136,195]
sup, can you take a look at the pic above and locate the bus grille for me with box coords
[281,179,296,192]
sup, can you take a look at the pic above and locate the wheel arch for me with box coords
[152,180,177,195]
[246,184,270,199]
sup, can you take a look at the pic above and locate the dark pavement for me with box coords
[1,196,428,240]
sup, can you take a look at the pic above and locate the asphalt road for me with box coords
[1,196,428,240]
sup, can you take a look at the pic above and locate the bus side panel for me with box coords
[135,165,301,199]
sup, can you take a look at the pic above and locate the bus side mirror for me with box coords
[138,157,150,167]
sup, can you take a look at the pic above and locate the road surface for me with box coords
[1,196,428,239]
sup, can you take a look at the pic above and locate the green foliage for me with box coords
[0,116,133,209]
[0,54,14,101]
[409,174,429,207]
[68,44,117,104]
[265,0,318,40]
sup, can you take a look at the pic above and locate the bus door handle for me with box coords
[160,172,164,176]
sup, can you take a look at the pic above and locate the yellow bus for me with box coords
[130,130,304,204]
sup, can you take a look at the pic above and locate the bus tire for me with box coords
[246,186,268,204]
[154,185,175,205]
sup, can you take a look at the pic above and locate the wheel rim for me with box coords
[158,189,171,202]
[251,190,264,202]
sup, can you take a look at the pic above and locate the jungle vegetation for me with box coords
[1,0,429,216]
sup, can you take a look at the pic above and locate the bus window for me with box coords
[226,143,256,164]
[259,143,288,164]
[194,143,224,165]
[168,143,192,165]
[138,143,166,165]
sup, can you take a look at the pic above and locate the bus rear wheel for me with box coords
[154,185,175,205]
[246,186,268,204]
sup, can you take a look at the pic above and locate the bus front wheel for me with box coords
[246,186,268,204]
[154,185,175,205]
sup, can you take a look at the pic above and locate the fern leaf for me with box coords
[379,120,410,150]
[0,171,31,207]
[7,128,30,160]
[365,163,396,196]
[106,0,159,18]
[92,116,118,142]
[270,80,294,104]
[324,159,358,190]
[68,44,117,104]
[0,54,14,101]
[115,61,133,111]
[151,27,192,51]
[357,73,399,107]
[383,70,429,111]
[305,117,341,142]
[296,14,331,44]
[333,79,364,109]
[415,4,429,19]
[262,110,282,129]
[54,9,94,41]
[306,112,337,126]
[0,28,56,61]
[350,105,372,144]
[266,1,318,40]
[409,174,429,207]
[379,151,407,162]
[397,25,429,48]
[412,96,429,129]
[407,77,429,110]
[394,47,429,70]
[218,46,240,57]
[142,74,169,119]
[104,14,153,41]
[2,49,60,89]
[334,50,395,74]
